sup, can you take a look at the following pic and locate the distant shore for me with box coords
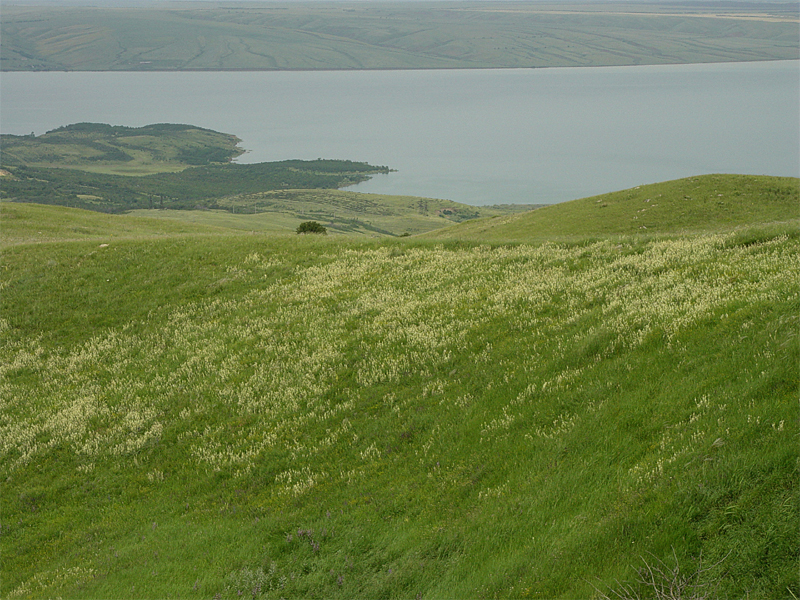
[3,1,797,72]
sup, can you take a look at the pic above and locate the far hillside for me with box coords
[422,174,799,242]
[0,123,244,175]
[2,2,797,71]
[0,123,390,211]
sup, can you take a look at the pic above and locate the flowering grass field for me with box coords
[1,185,798,598]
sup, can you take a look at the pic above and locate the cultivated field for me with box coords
[1,175,797,598]
[2,1,798,71]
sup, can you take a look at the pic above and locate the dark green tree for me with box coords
[296,221,327,235]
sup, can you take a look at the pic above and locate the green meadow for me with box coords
[127,189,530,238]
[1,174,797,598]
[2,1,797,71]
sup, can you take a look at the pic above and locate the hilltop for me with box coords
[0,176,797,598]
[422,174,800,241]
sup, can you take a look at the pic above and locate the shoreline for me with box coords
[3,57,798,74]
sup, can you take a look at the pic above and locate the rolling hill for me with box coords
[421,174,800,241]
[1,175,798,598]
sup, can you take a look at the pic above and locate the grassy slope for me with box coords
[422,174,800,242]
[1,2,797,71]
[0,202,234,246]
[1,192,521,240]
[1,179,798,599]
[130,190,523,237]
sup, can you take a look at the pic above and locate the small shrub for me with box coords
[592,550,729,600]
[296,221,327,235]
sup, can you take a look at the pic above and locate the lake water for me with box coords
[1,61,798,205]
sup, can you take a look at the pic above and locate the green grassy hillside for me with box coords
[0,202,243,247]
[130,190,534,237]
[1,123,244,175]
[1,187,797,598]
[0,191,526,241]
[2,2,797,71]
[422,174,800,242]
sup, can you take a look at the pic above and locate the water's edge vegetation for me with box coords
[1,170,797,598]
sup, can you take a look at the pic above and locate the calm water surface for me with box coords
[1,61,798,205]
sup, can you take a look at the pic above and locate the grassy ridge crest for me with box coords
[422,174,800,241]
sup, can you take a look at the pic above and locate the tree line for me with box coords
[0,160,390,213]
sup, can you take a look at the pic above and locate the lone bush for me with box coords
[591,549,729,600]
[296,221,327,235]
